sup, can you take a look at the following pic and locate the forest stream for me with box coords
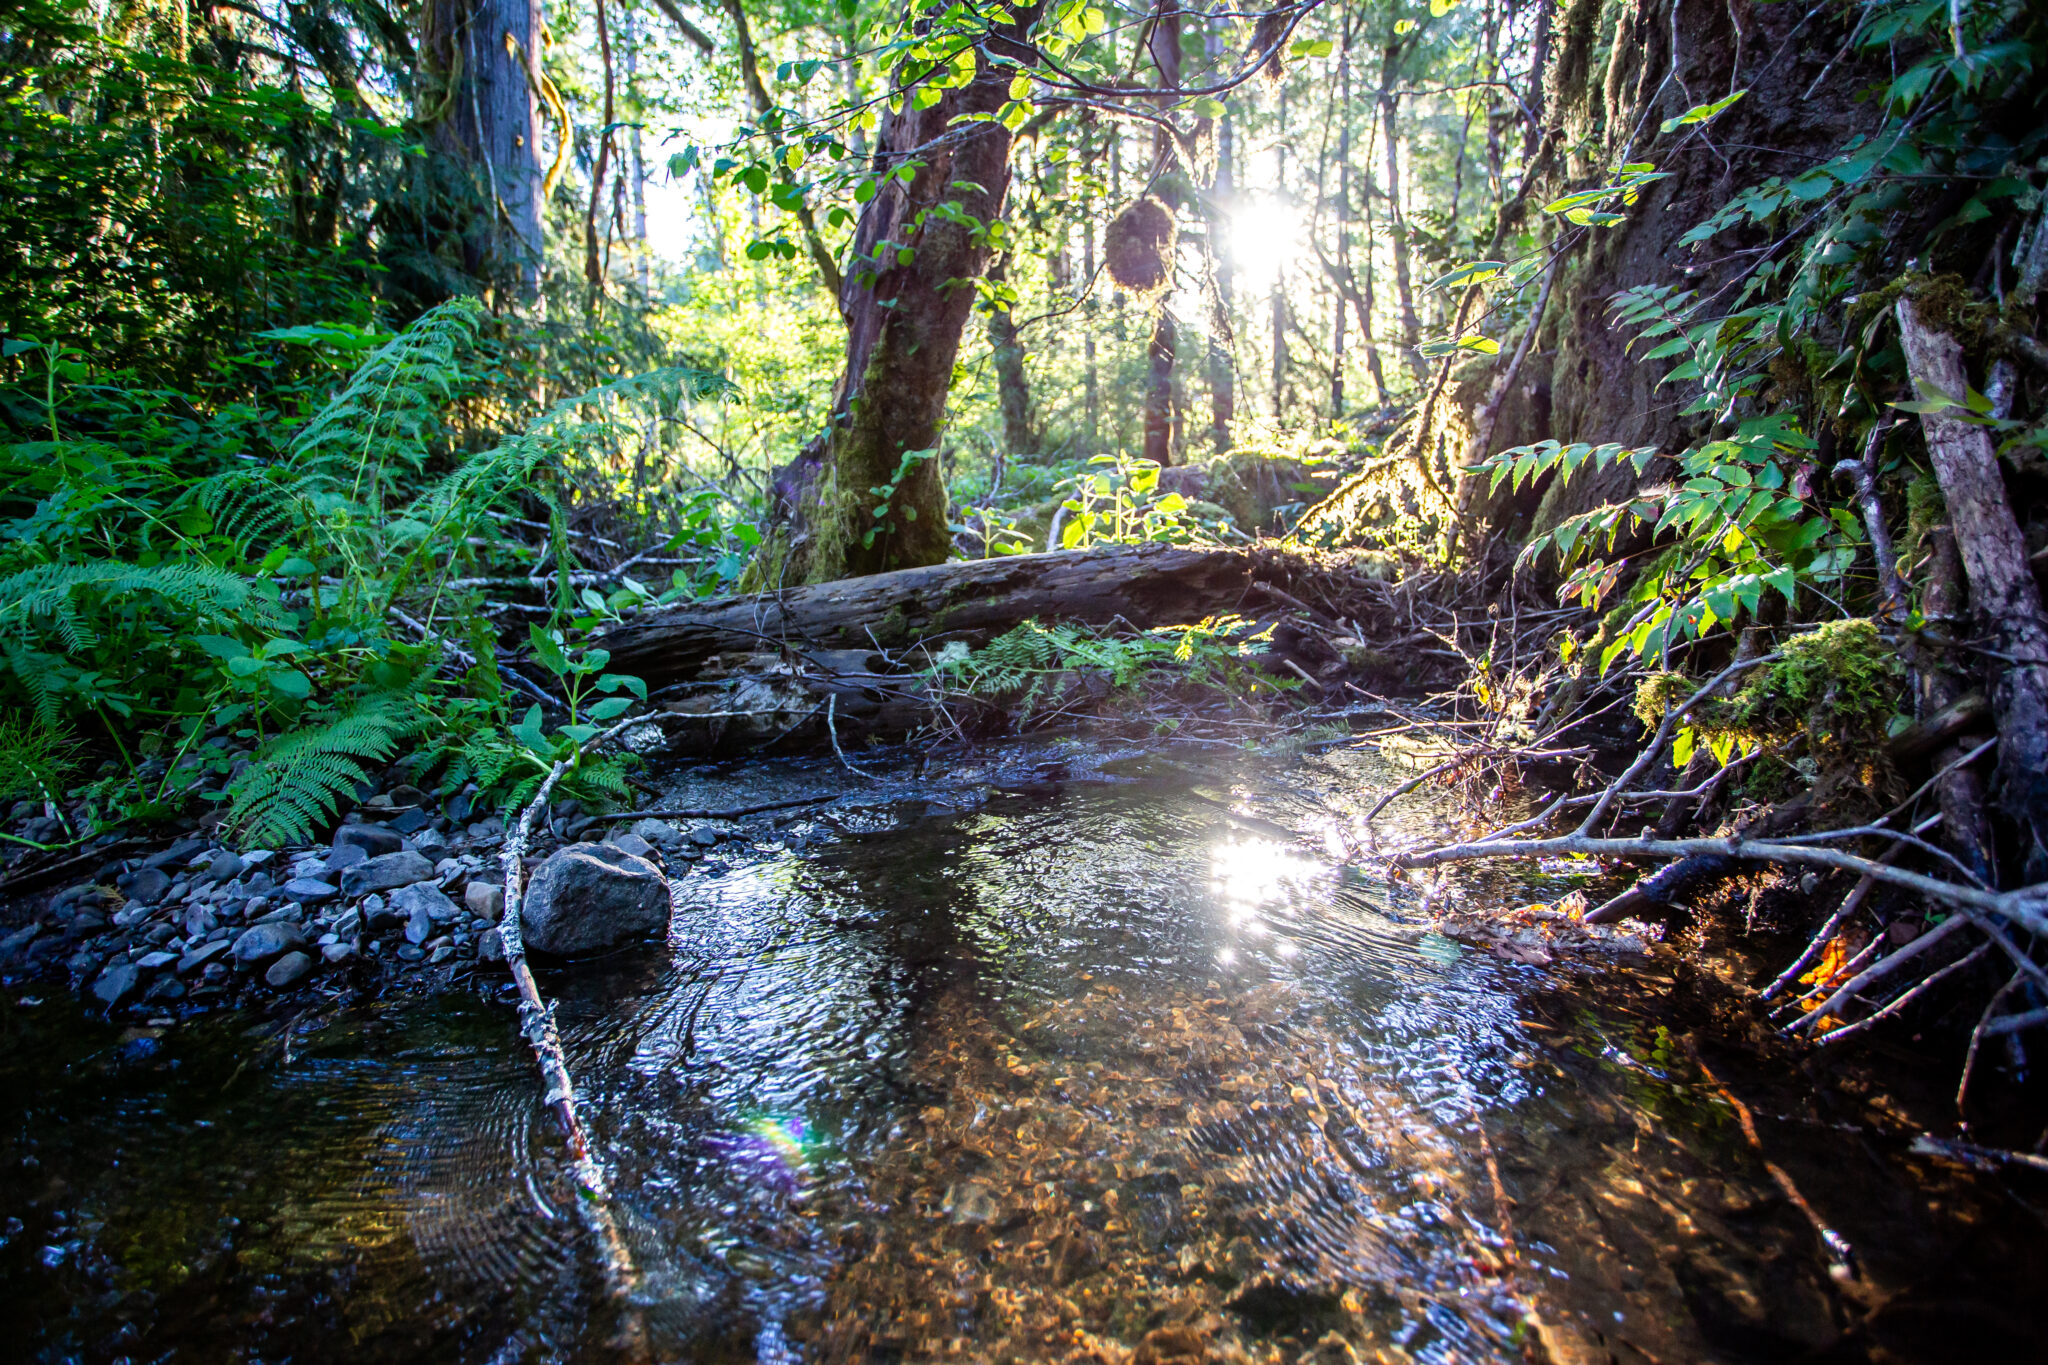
[4,740,2041,1365]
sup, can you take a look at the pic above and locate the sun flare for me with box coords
[1226,198,1306,291]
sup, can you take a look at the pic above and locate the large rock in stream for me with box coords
[520,844,670,957]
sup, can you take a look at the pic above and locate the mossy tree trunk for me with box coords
[766,9,1044,585]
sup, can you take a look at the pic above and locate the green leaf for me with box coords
[1189,95,1226,120]
[193,634,250,661]
[1289,37,1334,58]
[598,672,648,701]
[268,669,312,700]
[588,696,633,720]
[1429,260,1507,291]
[1660,89,1746,134]
[528,625,570,675]
[513,705,549,751]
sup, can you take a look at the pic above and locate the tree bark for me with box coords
[1145,309,1178,464]
[1203,13,1235,454]
[419,0,546,295]
[986,257,1035,455]
[1141,0,1182,465]
[765,7,1044,585]
[1897,293,2048,875]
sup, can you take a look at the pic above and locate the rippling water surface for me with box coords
[3,742,2038,1364]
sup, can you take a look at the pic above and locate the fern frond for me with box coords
[228,691,425,845]
[290,298,484,486]
[0,560,277,647]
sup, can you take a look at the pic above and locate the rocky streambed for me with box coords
[0,784,769,1017]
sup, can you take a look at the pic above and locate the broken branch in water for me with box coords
[496,712,654,1357]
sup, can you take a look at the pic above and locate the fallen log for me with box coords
[593,542,1336,691]
[581,543,1395,759]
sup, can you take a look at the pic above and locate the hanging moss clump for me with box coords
[1104,197,1176,295]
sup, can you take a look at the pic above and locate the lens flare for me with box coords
[1227,197,1305,291]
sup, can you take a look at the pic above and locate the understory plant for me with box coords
[925,615,1280,727]
[1,300,715,847]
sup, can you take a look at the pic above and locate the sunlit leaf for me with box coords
[1660,89,1746,134]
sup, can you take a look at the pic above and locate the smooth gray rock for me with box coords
[178,940,232,974]
[476,927,506,962]
[200,850,246,884]
[265,951,314,988]
[340,851,435,897]
[143,838,207,870]
[321,941,355,964]
[334,823,405,857]
[91,963,141,1007]
[282,877,337,903]
[405,902,433,944]
[182,904,217,938]
[120,866,172,905]
[520,843,670,957]
[231,921,309,965]
[136,950,178,970]
[609,832,657,860]
[464,881,504,922]
[391,881,459,925]
[324,843,369,875]
[630,818,683,849]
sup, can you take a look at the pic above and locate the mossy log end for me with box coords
[594,543,1329,691]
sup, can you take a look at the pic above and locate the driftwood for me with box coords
[594,543,1329,690]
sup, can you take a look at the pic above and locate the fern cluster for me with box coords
[927,616,1276,726]
[226,691,425,846]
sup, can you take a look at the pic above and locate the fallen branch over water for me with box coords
[496,714,653,1358]
[1395,831,2048,934]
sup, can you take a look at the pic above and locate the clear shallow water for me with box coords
[2,743,2040,1364]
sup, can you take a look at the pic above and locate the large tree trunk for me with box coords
[1508,0,1869,535]
[418,0,546,295]
[766,8,1043,585]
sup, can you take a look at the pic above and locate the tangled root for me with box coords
[1104,197,1177,295]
